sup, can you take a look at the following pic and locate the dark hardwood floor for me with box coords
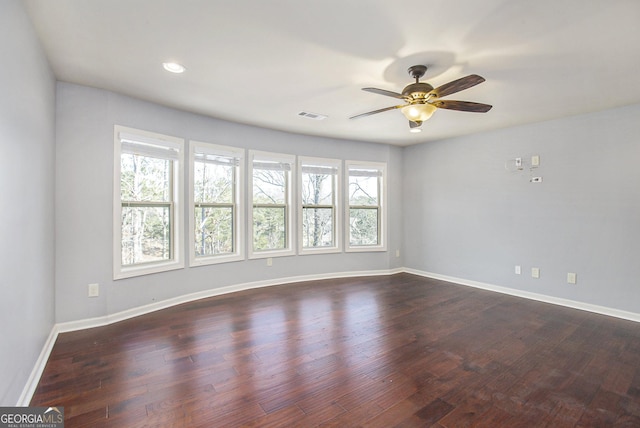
[31,273,640,427]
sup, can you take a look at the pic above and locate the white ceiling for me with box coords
[24,0,640,146]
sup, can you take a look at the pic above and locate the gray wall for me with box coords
[55,83,404,323]
[403,103,640,314]
[0,1,56,405]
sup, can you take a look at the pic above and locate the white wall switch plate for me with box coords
[515,265,521,275]
[567,272,577,284]
[531,267,540,278]
[531,155,540,167]
[531,177,543,183]
[267,258,273,266]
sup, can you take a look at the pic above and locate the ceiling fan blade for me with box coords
[429,74,486,98]
[431,100,493,113]
[349,104,405,120]
[362,87,407,99]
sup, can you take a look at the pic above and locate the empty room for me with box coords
[2,0,640,426]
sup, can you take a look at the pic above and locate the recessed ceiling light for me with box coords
[162,62,186,73]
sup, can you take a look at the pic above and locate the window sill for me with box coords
[114,260,184,280]
[299,247,342,256]
[345,245,387,253]
[248,249,296,260]
[190,253,245,267]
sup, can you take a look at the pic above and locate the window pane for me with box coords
[121,154,171,202]
[302,207,333,248]
[253,169,286,204]
[194,161,233,204]
[253,207,286,250]
[121,205,171,265]
[195,206,233,256]
[302,173,333,205]
[349,208,378,246]
[349,175,378,206]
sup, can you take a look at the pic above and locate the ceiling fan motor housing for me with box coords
[402,82,434,101]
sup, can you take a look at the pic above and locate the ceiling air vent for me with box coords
[298,111,327,121]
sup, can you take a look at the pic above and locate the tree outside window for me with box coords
[120,153,173,265]
[347,162,386,251]
[190,142,244,266]
[193,157,234,256]
[299,158,341,254]
[250,152,295,258]
[114,126,184,279]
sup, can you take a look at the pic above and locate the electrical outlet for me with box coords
[266,258,273,267]
[396,249,400,258]
[531,177,543,183]
[515,265,521,275]
[531,267,540,279]
[88,283,99,297]
[567,272,577,284]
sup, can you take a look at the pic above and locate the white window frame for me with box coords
[189,141,245,266]
[297,156,342,255]
[345,160,387,252]
[248,150,296,259]
[113,125,185,279]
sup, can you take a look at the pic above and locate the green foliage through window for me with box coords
[301,169,335,248]
[120,153,173,265]
[252,163,290,252]
[193,159,235,257]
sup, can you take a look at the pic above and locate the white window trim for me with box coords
[113,125,185,279]
[248,150,296,259]
[345,160,387,253]
[297,156,342,255]
[189,141,245,266]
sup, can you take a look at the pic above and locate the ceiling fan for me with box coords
[350,65,492,131]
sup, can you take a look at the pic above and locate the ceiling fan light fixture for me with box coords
[162,62,186,73]
[409,127,422,133]
[401,103,436,122]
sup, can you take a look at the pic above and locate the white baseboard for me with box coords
[16,324,59,406]
[404,268,640,323]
